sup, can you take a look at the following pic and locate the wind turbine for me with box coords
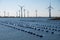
[35,10,37,17]
[0,11,1,16]
[48,0,53,18]
[7,12,9,17]
[16,12,18,17]
[4,11,6,17]
[24,9,26,17]
[18,5,24,18]
[27,11,29,17]
[18,10,20,17]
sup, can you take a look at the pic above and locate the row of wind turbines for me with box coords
[0,5,38,18]
[0,0,53,18]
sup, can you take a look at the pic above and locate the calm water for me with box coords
[0,17,60,40]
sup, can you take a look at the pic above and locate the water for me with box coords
[0,17,60,40]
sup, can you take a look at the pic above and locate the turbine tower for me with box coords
[35,10,37,17]
[18,10,20,17]
[16,12,18,17]
[8,12,9,17]
[0,11,1,16]
[48,0,53,18]
[24,9,26,17]
[4,11,6,17]
[18,5,24,18]
[27,11,29,17]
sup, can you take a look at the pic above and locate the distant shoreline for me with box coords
[0,16,49,18]
[0,16,60,20]
[50,17,60,20]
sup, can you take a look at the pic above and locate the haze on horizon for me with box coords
[0,0,60,17]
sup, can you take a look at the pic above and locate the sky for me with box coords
[0,0,60,17]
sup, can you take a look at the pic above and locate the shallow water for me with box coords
[0,17,60,40]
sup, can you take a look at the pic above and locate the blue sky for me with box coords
[0,0,60,17]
